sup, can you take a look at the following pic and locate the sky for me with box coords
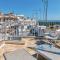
[0,0,60,20]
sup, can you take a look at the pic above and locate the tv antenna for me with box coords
[42,0,48,22]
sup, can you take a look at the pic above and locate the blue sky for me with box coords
[0,0,60,20]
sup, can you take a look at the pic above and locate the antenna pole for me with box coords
[42,0,48,22]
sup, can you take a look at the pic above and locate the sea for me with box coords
[39,20,60,22]
[47,20,60,22]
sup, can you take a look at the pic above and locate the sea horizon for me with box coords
[39,20,60,22]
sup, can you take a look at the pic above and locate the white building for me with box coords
[0,12,37,40]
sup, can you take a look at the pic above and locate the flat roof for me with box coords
[4,49,37,60]
[37,50,60,60]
